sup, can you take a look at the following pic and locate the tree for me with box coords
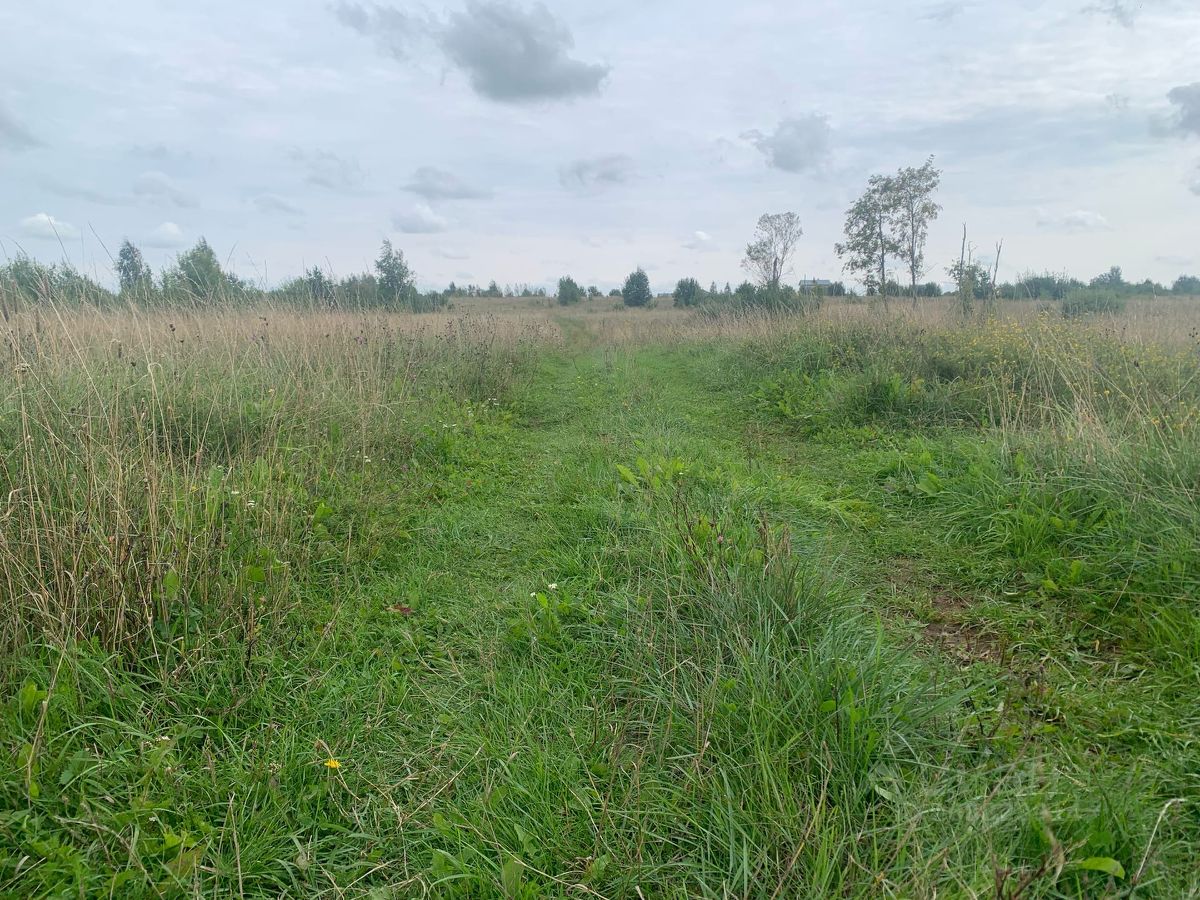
[375,239,415,308]
[890,157,942,307]
[673,277,704,307]
[586,285,601,299]
[742,212,802,292]
[836,175,900,309]
[304,266,335,307]
[947,260,993,303]
[116,239,153,297]
[164,238,225,303]
[556,275,583,305]
[1172,274,1200,294]
[622,268,652,307]
[1090,266,1125,289]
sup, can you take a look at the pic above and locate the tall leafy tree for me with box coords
[673,277,704,307]
[742,212,802,292]
[1173,274,1200,294]
[164,238,225,304]
[374,239,415,308]
[115,239,153,297]
[621,268,652,307]
[890,157,942,308]
[836,175,899,309]
[556,275,583,305]
[304,266,335,307]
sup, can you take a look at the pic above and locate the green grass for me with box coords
[2,312,1198,897]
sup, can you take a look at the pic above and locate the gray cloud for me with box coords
[334,1,607,102]
[1105,92,1130,112]
[684,230,717,252]
[404,166,491,200]
[393,202,449,233]
[1035,208,1112,231]
[19,213,79,241]
[251,193,305,216]
[1156,253,1197,267]
[438,2,609,102]
[133,171,198,208]
[435,247,471,260]
[332,1,419,59]
[1189,163,1200,197]
[1082,0,1137,27]
[921,2,966,22]
[43,180,128,206]
[290,149,365,193]
[0,104,40,151]
[559,154,635,190]
[743,115,832,173]
[1167,83,1200,136]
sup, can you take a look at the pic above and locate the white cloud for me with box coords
[19,213,80,241]
[393,203,449,233]
[144,221,186,249]
[684,230,717,251]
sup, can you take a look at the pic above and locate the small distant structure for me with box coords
[798,278,833,290]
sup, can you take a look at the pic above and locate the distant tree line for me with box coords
[3,225,1200,317]
[0,237,452,313]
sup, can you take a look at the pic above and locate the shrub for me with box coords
[1061,289,1126,318]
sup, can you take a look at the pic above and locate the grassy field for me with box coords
[1,296,1198,897]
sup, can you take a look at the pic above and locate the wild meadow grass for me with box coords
[1,296,1197,897]
[0,306,555,657]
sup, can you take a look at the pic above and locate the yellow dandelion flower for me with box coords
[324,758,342,769]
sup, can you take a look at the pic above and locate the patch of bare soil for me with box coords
[921,592,1005,666]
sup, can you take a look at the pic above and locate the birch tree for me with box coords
[742,212,803,292]
[890,157,942,308]
[835,175,898,309]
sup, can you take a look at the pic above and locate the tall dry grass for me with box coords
[0,304,556,659]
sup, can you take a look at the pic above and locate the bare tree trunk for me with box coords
[910,211,918,309]
[957,224,969,318]
[988,239,1003,316]
[878,211,888,313]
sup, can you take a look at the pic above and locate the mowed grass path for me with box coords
[5,334,1194,897]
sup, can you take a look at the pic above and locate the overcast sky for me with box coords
[2,0,1199,291]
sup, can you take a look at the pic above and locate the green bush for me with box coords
[1061,290,1127,318]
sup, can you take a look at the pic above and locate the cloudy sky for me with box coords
[2,0,1199,291]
